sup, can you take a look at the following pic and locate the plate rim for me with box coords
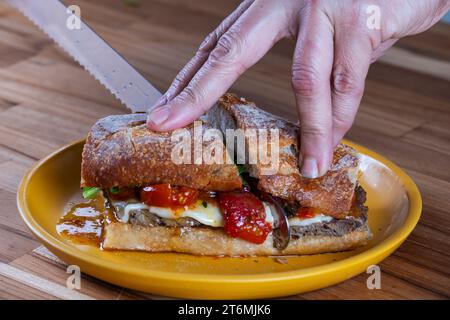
[17,139,422,283]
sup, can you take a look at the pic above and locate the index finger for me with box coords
[151,0,255,110]
[147,0,290,131]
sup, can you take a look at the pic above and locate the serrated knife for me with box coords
[7,0,163,112]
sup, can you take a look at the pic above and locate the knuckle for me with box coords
[199,31,218,53]
[178,86,208,113]
[173,71,187,86]
[209,28,243,66]
[333,112,353,133]
[291,63,323,97]
[332,102,357,133]
[179,86,200,105]
[300,123,329,140]
[332,66,363,96]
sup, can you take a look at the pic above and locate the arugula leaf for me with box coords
[82,187,100,199]
[109,186,120,194]
[237,164,247,175]
[236,164,249,188]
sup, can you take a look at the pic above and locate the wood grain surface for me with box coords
[0,0,449,300]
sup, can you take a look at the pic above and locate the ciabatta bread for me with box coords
[210,94,359,217]
[81,114,242,191]
[102,223,370,256]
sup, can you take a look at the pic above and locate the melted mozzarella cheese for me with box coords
[149,201,225,227]
[288,214,333,227]
[121,200,274,228]
[263,203,274,226]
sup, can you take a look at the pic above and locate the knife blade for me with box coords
[7,0,163,112]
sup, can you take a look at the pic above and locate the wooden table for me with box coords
[0,0,449,300]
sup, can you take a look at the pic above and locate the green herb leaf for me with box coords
[82,187,100,199]
[202,201,208,208]
[109,186,120,194]
[237,164,247,175]
[237,164,250,188]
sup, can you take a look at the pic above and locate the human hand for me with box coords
[147,0,449,178]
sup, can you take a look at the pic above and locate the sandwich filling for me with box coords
[62,182,368,247]
[104,185,274,244]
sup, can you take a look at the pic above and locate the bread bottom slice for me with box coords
[102,222,371,256]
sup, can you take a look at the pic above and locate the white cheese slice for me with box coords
[148,201,225,227]
[120,200,274,228]
[288,214,333,227]
[262,203,274,226]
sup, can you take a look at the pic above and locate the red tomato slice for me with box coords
[140,184,198,208]
[217,192,272,244]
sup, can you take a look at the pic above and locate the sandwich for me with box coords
[78,94,370,256]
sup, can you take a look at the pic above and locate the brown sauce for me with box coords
[57,193,115,245]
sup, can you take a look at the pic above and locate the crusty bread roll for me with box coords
[81,114,242,191]
[102,223,370,256]
[209,94,359,217]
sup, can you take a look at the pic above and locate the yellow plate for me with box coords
[17,139,421,299]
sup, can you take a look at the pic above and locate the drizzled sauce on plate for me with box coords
[57,193,115,245]
[56,189,217,245]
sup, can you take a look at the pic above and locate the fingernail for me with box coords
[148,106,171,125]
[300,156,319,179]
